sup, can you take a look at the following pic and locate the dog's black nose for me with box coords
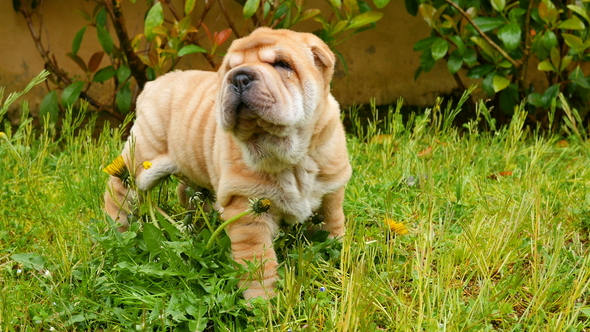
[233,74,251,92]
[232,71,255,93]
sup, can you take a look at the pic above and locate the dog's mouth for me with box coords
[229,102,288,141]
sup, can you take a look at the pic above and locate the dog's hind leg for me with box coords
[104,175,134,232]
[105,154,178,232]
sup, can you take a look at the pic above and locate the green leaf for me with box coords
[184,0,196,15]
[538,0,559,25]
[243,0,260,19]
[178,44,207,57]
[414,66,423,80]
[509,8,527,22]
[333,49,349,75]
[498,59,512,68]
[66,52,88,72]
[97,26,114,54]
[297,9,321,23]
[543,31,558,50]
[562,33,583,49]
[273,3,290,24]
[95,7,107,28]
[499,84,518,114]
[471,17,505,32]
[498,22,521,52]
[467,64,494,79]
[449,35,465,54]
[61,81,85,108]
[40,90,59,124]
[420,49,435,73]
[405,0,419,16]
[482,73,496,96]
[373,0,390,9]
[413,37,438,51]
[492,74,511,92]
[491,0,506,13]
[143,223,165,254]
[569,66,590,89]
[329,0,342,8]
[550,47,560,69]
[542,84,560,106]
[147,67,156,81]
[93,66,116,83]
[462,48,478,66]
[157,215,181,241]
[528,92,544,107]
[117,65,131,82]
[470,36,498,59]
[116,82,132,114]
[331,21,349,36]
[13,0,21,12]
[567,4,590,23]
[538,60,556,72]
[419,3,437,27]
[72,26,86,56]
[347,11,383,30]
[573,77,590,90]
[447,50,463,74]
[11,253,46,271]
[557,17,586,30]
[144,2,164,42]
[560,55,572,72]
[431,38,449,61]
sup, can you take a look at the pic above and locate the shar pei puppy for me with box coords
[104,27,352,299]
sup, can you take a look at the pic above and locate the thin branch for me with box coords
[107,0,149,89]
[162,0,181,22]
[444,0,522,69]
[196,0,217,31]
[18,2,122,120]
[517,0,535,91]
[218,0,241,38]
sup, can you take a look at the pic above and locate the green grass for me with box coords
[2,73,590,331]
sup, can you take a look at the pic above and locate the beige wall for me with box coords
[1,0,471,120]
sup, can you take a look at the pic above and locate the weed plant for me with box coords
[2,73,590,331]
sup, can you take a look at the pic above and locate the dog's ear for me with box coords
[310,43,336,86]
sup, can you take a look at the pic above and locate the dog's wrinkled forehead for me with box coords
[224,29,311,69]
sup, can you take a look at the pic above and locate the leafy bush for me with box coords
[406,0,590,127]
[13,0,390,123]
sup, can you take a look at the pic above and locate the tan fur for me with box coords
[104,28,352,299]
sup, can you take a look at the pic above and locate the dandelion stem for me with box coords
[146,191,159,228]
[205,210,251,250]
[152,204,184,232]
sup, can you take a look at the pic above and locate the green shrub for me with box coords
[406,0,590,127]
[14,0,390,123]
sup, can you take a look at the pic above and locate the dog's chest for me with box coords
[272,156,325,224]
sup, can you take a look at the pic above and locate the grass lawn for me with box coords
[2,73,590,331]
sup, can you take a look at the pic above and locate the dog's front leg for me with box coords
[222,196,278,300]
[317,186,346,238]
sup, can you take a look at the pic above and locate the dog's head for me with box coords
[216,28,336,171]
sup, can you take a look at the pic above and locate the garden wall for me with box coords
[0,0,545,120]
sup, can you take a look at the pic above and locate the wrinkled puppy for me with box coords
[104,28,352,299]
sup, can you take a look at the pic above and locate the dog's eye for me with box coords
[273,61,292,70]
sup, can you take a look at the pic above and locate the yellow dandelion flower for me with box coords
[0,132,6,140]
[385,218,408,235]
[142,161,152,170]
[252,197,271,213]
[103,156,129,182]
